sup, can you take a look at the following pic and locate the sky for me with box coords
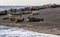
[0,0,60,6]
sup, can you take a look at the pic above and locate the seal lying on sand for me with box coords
[15,18,25,22]
[28,17,44,22]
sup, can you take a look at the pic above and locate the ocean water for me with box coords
[0,6,25,11]
[0,25,60,37]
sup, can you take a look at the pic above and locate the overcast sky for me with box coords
[0,0,60,6]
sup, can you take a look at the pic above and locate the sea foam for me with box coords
[0,25,60,37]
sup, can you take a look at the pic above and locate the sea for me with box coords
[0,6,26,11]
[0,6,60,37]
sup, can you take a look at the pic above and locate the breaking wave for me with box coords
[0,25,60,37]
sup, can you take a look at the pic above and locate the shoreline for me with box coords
[0,20,60,35]
[0,7,60,35]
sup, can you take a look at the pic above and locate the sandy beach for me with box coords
[0,7,60,35]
